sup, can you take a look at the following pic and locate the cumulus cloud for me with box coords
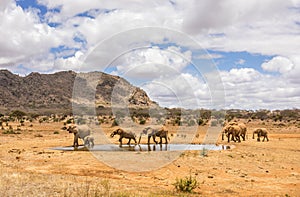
[112,46,192,79]
[262,56,295,74]
[142,73,210,109]
[0,0,299,109]
[220,68,300,109]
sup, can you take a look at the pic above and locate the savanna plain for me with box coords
[0,117,299,197]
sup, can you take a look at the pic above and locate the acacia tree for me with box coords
[10,110,26,121]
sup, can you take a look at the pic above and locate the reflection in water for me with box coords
[52,144,230,152]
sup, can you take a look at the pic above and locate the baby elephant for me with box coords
[84,136,95,148]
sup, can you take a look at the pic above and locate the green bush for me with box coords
[111,119,119,127]
[139,119,146,125]
[173,175,198,193]
[66,119,73,124]
[188,119,196,126]
[3,129,21,134]
[197,119,204,125]
[210,119,218,127]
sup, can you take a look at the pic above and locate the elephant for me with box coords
[66,124,91,147]
[222,124,241,143]
[222,122,247,141]
[237,123,247,141]
[252,128,269,142]
[142,127,169,144]
[110,128,137,146]
[84,136,94,148]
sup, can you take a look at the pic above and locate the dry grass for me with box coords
[0,119,300,196]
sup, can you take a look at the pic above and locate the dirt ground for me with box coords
[0,120,299,196]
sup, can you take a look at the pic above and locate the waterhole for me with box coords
[51,143,230,152]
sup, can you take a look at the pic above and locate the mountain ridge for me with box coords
[0,69,158,115]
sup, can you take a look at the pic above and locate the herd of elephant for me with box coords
[64,122,269,148]
[110,127,170,146]
[64,125,169,148]
[222,122,269,143]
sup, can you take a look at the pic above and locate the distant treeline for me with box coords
[1,108,299,122]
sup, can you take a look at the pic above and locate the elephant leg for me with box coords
[222,132,224,140]
[158,137,162,144]
[119,137,123,145]
[90,138,94,147]
[148,135,151,144]
[227,134,230,143]
[165,136,168,144]
[153,136,158,144]
[231,134,235,142]
[74,134,79,147]
[127,138,131,145]
[232,136,236,142]
[133,137,137,144]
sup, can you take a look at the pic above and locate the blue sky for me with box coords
[1,0,300,109]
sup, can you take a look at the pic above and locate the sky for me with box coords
[0,0,300,110]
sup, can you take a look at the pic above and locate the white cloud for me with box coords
[0,0,299,109]
[262,56,295,74]
[195,53,223,60]
[142,73,210,109]
[220,68,300,109]
[0,2,63,67]
[112,46,192,79]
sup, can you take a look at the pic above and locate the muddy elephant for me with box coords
[237,123,247,141]
[222,122,247,141]
[143,127,169,144]
[252,128,269,142]
[66,124,91,147]
[222,125,241,143]
[110,128,137,146]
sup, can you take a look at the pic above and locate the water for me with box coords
[51,143,230,152]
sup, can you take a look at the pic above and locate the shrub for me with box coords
[66,119,73,124]
[173,175,198,193]
[10,110,26,120]
[2,129,21,134]
[188,119,195,126]
[53,131,59,134]
[111,119,119,127]
[139,119,146,125]
[197,119,204,125]
[210,119,218,127]
[200,148,208,157]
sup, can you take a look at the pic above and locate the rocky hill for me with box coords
[0,70,158,115]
